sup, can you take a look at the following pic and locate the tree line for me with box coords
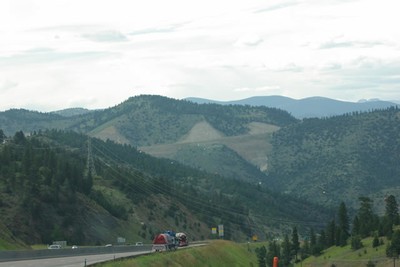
[255,195,400,267]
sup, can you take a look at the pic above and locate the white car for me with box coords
[48,244,61,249]
[135,242,143,246]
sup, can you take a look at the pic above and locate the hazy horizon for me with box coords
[1,94,398,113]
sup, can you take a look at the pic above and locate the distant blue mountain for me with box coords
[185,96,399,118]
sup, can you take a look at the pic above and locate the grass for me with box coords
[4,236,396,267]
[140,120,276,174]
[30,244,49,250]
[297,237,395,267]
[92,240,258,267]
[0,221,28,250]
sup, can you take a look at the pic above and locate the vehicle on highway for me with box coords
[71,245,78,249]
[176,232,189,247]
[135,242,143,246]
[105,244,112,247]
[152,231,177,252]
[48,244,61,249]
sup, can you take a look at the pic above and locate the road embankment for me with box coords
[0,245,152,262]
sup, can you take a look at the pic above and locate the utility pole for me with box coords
[86,137,96,177]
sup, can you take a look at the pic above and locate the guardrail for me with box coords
[0,245,152,262]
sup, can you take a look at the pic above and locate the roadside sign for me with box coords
[218,224,224,237]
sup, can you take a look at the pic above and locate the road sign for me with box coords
[218,224,224,237]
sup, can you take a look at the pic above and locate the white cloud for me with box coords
[0,0,399,111]
[234,86,281,93]
[82,30,128,42]
[254,1,299,13]
[235,33,263,47]
[0,80,18,91]
[0,49,112,67]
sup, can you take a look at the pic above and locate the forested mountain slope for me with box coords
[0,130,330,248]
[0,95,297,185]
[74,95,297,146]
[0,95,297,145]
[2,95,399,216]
[267,107,400,209]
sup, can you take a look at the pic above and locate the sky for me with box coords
[1,0,400,112]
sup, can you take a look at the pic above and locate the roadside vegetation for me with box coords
[92,194,400,267]
[92,240,257,267]
[299,237,391,267]
[91,234,396,267]
[251,196,400,267]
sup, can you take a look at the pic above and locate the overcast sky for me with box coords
[1,0,399,111]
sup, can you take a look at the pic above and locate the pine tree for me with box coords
[282,234,292,266]
[352,215,360,236]
[372,234,380,248]
[358,197,374,237]
[13,131,26,144]
[351,235,363,250]
[301,238,310,260]
[255,245,267,267]
[326,220,336,247]
[386,230,400,258]
[291,226,300,260]
[310,228,316,247]
[338,202,349,245]
[0,129,5,143]
[267,240,280,267]
[385,195,399,227]
[309,228,320,256]
[314,230,326,255]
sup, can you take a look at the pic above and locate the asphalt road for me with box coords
[0,250,151,267]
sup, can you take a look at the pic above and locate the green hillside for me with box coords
[141,141,268,184]
[0,95,295,185]
[0,221,28,250]
[140,120,278,181]
[0,130,213,246]
[94,237,395,267]
[0,95,295,147]
[2,95,400,250]
[0,109,76,136]
[94,240,258,267]
[300,237,393,267]
[85,95,296,146]
[0,129,331,248]
[267,107,400,209]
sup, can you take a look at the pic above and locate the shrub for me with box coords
[351,235,363,250]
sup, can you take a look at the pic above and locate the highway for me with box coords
[0,250,151,267]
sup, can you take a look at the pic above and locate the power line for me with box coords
[86,137,97,177]
[90,139,327,229]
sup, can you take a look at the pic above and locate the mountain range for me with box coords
[186,96,399,118]
[1,94,400,247]
[1,94,399,208]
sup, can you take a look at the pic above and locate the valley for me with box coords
[1,95,400,265]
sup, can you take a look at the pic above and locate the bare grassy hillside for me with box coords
[141,120,279,178]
